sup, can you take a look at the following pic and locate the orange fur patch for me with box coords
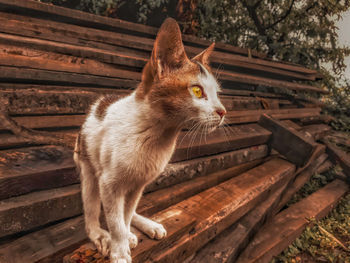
[95,95,120,121]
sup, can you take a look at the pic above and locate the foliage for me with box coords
[272,193,350,262]
[271,168,350,262]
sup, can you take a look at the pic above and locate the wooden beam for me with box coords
[0,184,82,238]
[322,139,350,178]
[236,179,349,263]
[0,144,268,200]
[63,158,295,263]
[301,124,332,141]
[0,157,264,263]
[189,178,291,263]
[258,114,317,166]
[0,0,268,59]
[0,15,315,81]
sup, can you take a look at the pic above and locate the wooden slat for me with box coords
[171,124,271,162]
[0,65,139,88]
[147,144,268,192]
[322,139,350,178]
[301,124,332,141]
[0,216,87,263]
[0,0,268,59]
[0,15,315,82]
[0,144,267,200]
[236,179,349,263]
[258,114,317,166]
[139,158,264,216]
[63,158,295,263]
[189,177,291,263]
[0,157,263,263]
[0,184,82,238]
[226,107,321,124]
[0,146,76,200]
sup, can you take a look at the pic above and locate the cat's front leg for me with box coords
[124,186,145,249]
[132,213,167,240]
[99,175,131,263]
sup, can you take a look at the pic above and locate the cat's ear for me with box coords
[150,18,189,78]
[192,43,215,65]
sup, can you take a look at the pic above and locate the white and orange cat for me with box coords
[74,18,226,263]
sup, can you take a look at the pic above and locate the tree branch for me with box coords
[265,0,295,29]
[0,96,75,149]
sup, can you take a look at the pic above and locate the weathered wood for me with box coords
[0,15,315,82]
[0,115,85,131]
[258,114,317,166]
[227,107,321,124]
[0,216,87,263]
[236,179,349,263]
[189,177,291,263]
[316,160,333,174]
[147,144,268,192]
[0,107,320,135]
[301,124,332,141]
[63,158,295,263]
[276,146,327,211]
[0,184,82,238]
[171,124,271,162]
[0,156,263,263]
[0,0,269,59]
[0,66,139,88]
[323,139,350,178]
[140,158,264,216]
[138,159,295,263]
[0,146,76,200]
[0,143,267,201]
[0,34,147,70]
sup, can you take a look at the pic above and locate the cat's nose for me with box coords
[216,109,226,119]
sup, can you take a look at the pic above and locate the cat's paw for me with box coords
[110,240,131,263]
[143,221,167,240]
[128,232,138,249]
[88,228,111,256]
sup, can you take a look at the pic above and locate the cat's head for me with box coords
[136,18,226,132]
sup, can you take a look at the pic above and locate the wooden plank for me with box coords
[0,66,139,88]
[301,124,332,141]
[236,179,349,263]
[0,115,85,131]
[258,114,317,166]
[0,0,268,59]
[138,159,295,263]
[322,139,350,178]
[226,107,321,124]
[139,158,264,216]
[0,216,87,263]
[0,156,264,263]
[0,143,267,201]
[281,119,302,130]
[0,16,314,81]
[0,146,76,200]
[189,177,291,263]
[0,34,147,69]
[276,146,327,211]
[220,70,327,93]
[0,108,320,134]
[0,184,82,238]
[171,124,271,162]
[147,144,268,192]
[63,158,295,263]
[316,160,333,174]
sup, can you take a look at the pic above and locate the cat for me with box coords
[73,18,226,263]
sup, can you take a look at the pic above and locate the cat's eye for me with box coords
[192,85,204,98]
